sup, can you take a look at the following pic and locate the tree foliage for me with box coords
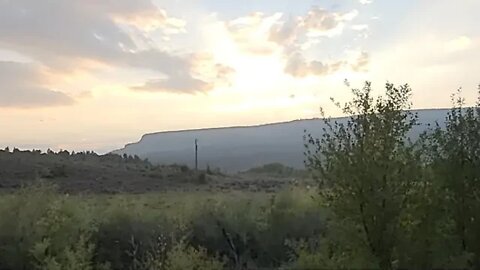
[305,82,420,269]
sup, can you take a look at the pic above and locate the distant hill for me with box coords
[0,149,201,193]
[113,109,450,172]
[0,149,296,193]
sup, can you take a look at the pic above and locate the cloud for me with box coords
[351,51,370,72]
[284,52,346,77]
[269,17,300,47]
[359,0,373,5]
[223,6,365,77]
[101,1,186,33]
[302,7,358,38]
[214,64,236,83]
[225,7,359,55]
[132,54,235,93]
[0,1,134,69]
[268,7,360,48]
[284,49,369,77]
[225,12,283,55]
[0,0,225,94]
[132,73,213,94]
[351,24,369,38]
[284,53,310,77]
[0,61,74,108]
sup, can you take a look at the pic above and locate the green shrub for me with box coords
[165,242,224,270]
[0,183,95,270]
[0,185,334,269]
[92,207,174,270]
[258,188,326,266]
[31,234,96,270]
[188,196,266,268]
[197,172,207,184]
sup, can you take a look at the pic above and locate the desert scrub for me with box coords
[164,242,225,270]
[0,183,97,270]
[0,184,327,269]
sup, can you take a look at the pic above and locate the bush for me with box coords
[165,242,224,270]
[0,183,95,270]
[92,205,175,270]
[197,172,207,184]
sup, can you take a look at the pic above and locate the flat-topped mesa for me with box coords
[113,109,450,172]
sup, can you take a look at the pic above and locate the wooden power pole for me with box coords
[195,138,198,171]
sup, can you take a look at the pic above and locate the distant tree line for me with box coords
[0,147,148,165]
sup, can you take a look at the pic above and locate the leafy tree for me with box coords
[426,87,480,267]
[305,82,419,270]
[395,136,443,269]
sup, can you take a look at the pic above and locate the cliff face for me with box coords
[113,109,449,172]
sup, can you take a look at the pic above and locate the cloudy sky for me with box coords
[0,0,479,153]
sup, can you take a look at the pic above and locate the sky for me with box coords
[0,0,479,153]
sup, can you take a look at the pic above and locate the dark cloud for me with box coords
[0,0,218,94]
[0,61,74,108]
[0,0,137,69]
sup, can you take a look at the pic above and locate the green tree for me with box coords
[426,87,480,268]
[305,82,419,270]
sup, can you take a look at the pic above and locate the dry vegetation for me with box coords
[0,150,301,194]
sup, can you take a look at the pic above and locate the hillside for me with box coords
[0,149,196,193]
[113,109,449,172]
[0,149,301,193]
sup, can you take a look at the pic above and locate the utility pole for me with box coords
[195,138,198,171]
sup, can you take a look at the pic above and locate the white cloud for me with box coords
[359,0,373,5]
[223,6,365,77]
[340,9,359,21]
[301,8,358,38]
[225,12,283,55]
[228,6,361,52]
